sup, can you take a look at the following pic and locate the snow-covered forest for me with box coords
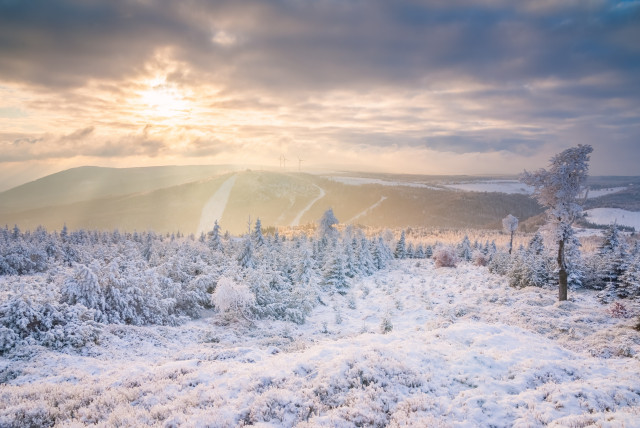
[1,206,640,426]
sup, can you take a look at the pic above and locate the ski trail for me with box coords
[346,196,387,223]
[290,184,325,226]
[196,175,237,235]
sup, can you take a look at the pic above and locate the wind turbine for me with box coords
[298,156,304,172]
[282,155,288,169]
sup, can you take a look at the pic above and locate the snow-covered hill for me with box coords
[2,261,639,426]
[584,208,640,231]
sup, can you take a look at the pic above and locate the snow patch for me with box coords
[584,208,640,230]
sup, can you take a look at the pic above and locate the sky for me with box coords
[0,0,639,190]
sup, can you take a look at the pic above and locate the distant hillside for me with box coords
[0,165,235,214]
[0,167,556,235]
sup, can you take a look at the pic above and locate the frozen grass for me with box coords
[2,261,639,427]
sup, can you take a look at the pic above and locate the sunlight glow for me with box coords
[137,78,191,122]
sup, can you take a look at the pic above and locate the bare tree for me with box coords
[521,144,593,301]
[502,214,519,255]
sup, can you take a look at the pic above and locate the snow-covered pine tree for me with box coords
[209,220,223,252]
[253,218,265,247]
[406,242,415,259]
[395,230,406,259]
[458,235,472,262]
[415,243,425,259]
[425,244,434,259]
[597,225,630,301]
[619,252,640,300]
[322,246,349,295]
[318,208,339,241]
[359,237,376,275]
[238,236,256,269]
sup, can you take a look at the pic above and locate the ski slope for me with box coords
[290,184,325,226]
[196,174,237,235]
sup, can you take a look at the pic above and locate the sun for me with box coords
[137,78,191,122]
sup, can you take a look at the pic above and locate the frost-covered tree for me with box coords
[322,247,349,295]
[318,208,339,240]
[208,220,223,252]
[394,230,406,259]
[457,235,472,262]
[502,214,519,255]
[619,253,640,300]
[238,236,256,269]
[597,225,630,301]
[415,244,425,259]
[253,218,265,247]
[521,144,593,301]
[211,276,255,320]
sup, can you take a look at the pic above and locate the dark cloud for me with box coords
[1,0,638,91]
[423,135,545,156]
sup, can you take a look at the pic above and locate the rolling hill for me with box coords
[0,166,552,235]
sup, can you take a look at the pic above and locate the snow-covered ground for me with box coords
[346,196,387,223]
[325,176,442,190]
[290,184,326,227]
[586,187,627,199]
[2,261,639,427]
[196,175,237,235]
[584,208,640,230]
[444,180,533,195]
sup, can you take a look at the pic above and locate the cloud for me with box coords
[0,0,638,174]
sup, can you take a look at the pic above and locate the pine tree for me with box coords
[318,208,339,240]
[238,236,256,269]
[619,253,640,299]
[253,218,265,247]
[322,249,349,295]
[394,230,406,259]
[415,244,425,259]
[458,235,472,262]
[209,220,223,252]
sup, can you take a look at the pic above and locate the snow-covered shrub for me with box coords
[248,267,313,324]
[472,251,488,267]
[487,251,511,276]
[380,314,393,333]
[0,296,101,353]
[507,250,551,289]
[211,276,255,320]
[433,246,457,268]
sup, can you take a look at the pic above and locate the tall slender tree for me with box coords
[521,144,593,301]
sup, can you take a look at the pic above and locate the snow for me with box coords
[325,176,442,190]
[2,261,639,426]
[290,184,326,226]
[445,180,534,195]
[587,187,627,198]
[196,174,237,235]
[346,196,387,223]
[584,208,640,230]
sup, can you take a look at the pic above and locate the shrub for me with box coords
[472,251,488,267]
[433,247,457,268]
[211,276,255,320]
[606,302,630,319]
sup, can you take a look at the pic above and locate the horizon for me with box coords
[1,0,639,189]
[3,163,640,194]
